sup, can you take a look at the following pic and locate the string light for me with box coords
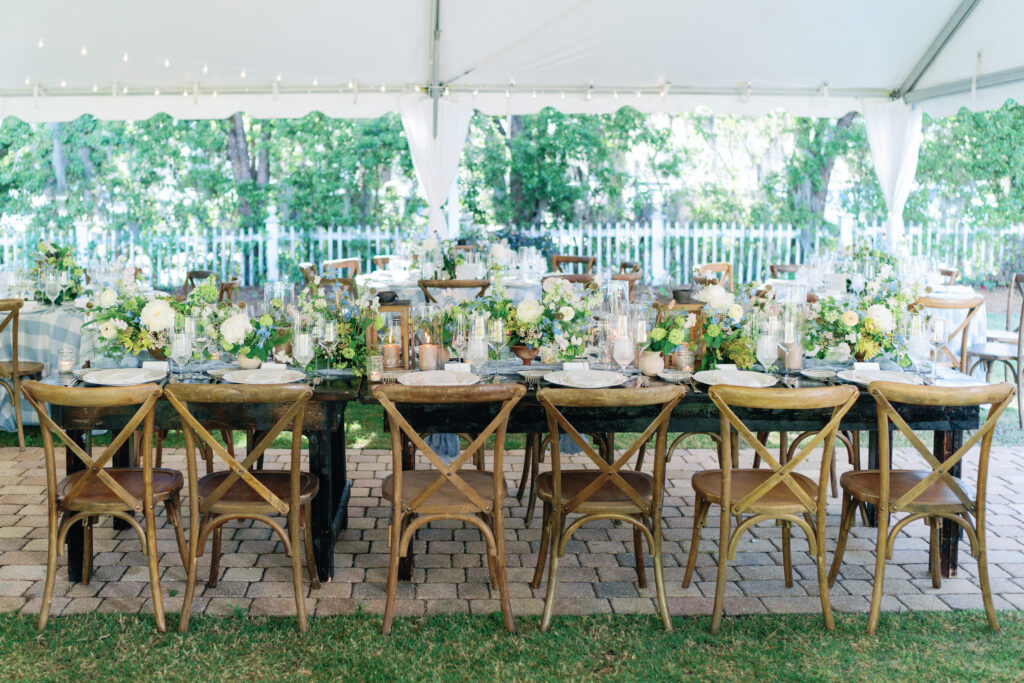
[80,45,87,56]
[240,68,246,78]
[276,73,282,82]
[636,90,642,98]
[122,52,129,62]
[380,83,386,92]
[182,89,188,97]
[313,76,319,86]
[560,91,565,99]
[24,76,30,86]
[37,38,44,48]
[60,80,67,88]
[473,87,479,96]
[122,85,128,94]
[154,88,160,96]
[212,90,218,98]
[202,63,209,74]
[532,90,537,99]
[505,88,511,98]
[613,91,619,99]
[92,83,98,92]
[164,57,171,68]
[348,79,354,89]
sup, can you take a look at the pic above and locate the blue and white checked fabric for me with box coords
[0,306,88,432]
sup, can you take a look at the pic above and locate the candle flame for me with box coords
[425,332,431,344]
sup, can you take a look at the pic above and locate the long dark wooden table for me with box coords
[49,375,360,583]
[50,372,980,586]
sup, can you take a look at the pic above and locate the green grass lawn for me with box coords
[0,612,1021,681]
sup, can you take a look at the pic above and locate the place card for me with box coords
[716,364,737,372]
[260,362,287,370]
[563,361,590,372]
[142,361,169,373]
[445,362,472,373]
[853,362,881,371]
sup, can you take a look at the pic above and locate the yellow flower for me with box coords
[841,310,859,327]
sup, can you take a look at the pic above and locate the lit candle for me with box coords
[382,329,401,369]
[418,335,440,371]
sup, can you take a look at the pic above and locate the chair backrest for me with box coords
[542,273,596,289]
[218,278,241,303]
[770,264,800,279]
[165,383,313,516]
[939,267,961,285]
[709,385,858,516]
[619,261,642,274]
[1004,273,1024,332]
[373,255,391,270]
[185,270,217,295]
[0,299,22,371]
[552,255,596,274]
[299,263,318,285]
[450,244,475,253]
[536,385,685,515]
[870,381,1014,515]
[373,383,525,516]
[695,262,733,290]
[418,279,491,303]
[323,258,361,278]
[913,295,985,373]
[611,271,642,300]
[22,381,162,514]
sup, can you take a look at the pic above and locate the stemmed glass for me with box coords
[452,314,469,362]
[467,334,489,376]
[632,315,650,385]
[756,318,780,375]
[42,272,61,310]
[292,330,315,384]
[905,316,931,381]
[612,316,634,374]
[928,317,948,382]
[58,269,73,304]
[169,332,193,381]
[488,318,507,380]
[318,320,338,376]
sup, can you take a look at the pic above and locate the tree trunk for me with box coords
[226,113,254,184]
[49,123,68,200]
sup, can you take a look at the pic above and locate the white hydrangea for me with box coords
[516,298,543,324]
[865,304,895,333]
[694,284,735,312]
[98,289,118,308]
[557,306,575,322]
[139,299,175,332]
[220,312,253,346]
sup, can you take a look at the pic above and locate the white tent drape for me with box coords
[863,100,923,247]
[399,99,473,239]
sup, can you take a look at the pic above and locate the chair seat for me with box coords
[0,360,45,378]
[840,470,975,513]
[58,468,184,511]
[986,329,1018,344]
[197,470,319,514]
[967,341,1018,360]
[536,469,653,514]
[692,469,818,514]
[382,470,506,514]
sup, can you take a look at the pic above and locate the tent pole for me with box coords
[431,0,441,138]
[893,0,980,98]
[904,64,1024,103]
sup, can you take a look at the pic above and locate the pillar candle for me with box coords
[418,344,440,371]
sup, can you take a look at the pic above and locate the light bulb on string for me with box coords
[202,64,209,74]
[154,88,160,96]
[37,38,44,48]
[122,52,129,62]
[122,85,128,94]
[380,84,386,93]
[313,76,319,86]
[348,79,354,89]
[60,80,66,88]
[613,91,619,99]
[276,73,282,82]
[24,76,30,86]
[92,83,98,92]
[560,91,565,100]
[212,90,218,98]
[532,90,537,99]
[80,45,87,56]
[240,68,246,78]
[164,57,171,68]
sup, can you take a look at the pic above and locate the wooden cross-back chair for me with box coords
[684,385,858,634]
[165,383,318,633]
[418,278,491,303]
[320,276,358,299]
[184,269,217,295]
[299,262,318,285]
[541,273,596,289]
[829,381,1015,635]
[373,383,525,636]
[551,254,596,274]
[323,257,361,278]
[218,277,240,303]
[987,273,1024,344]
[612,271,642,300]
[694,262,733,290]
[0,299,44,449]
[914,295,985,373]
[450,244,476,253]
[533,385,685,632]
[21,381,187,632]
[770,263,801,279]
[969,278,1024,426]
[940,267,961,285]
[373,255,391,270]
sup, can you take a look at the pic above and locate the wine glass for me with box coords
[928,317,948,381]
[612,316,634,373]
[467,335,489,376]
[488,318,507,379]
[906,317,931,381]
[169,332,193,381]
[452,314,469,362]
[318,320,338,375]
[756,327,780,374]
[58,269,73,304]
[43,272,61,310]
[594,319,614,370]
[292,331,315,383]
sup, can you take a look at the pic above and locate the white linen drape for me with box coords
[863,100,923,247]
[399,99,473,239]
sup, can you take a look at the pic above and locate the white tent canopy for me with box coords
[1,0,1021,122]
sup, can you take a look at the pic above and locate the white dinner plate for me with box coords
[693,369,777,388]
[657,369,692,384]
[397,370,480,386]
[801,369,836,382]
[543,370,628,389]
[81,368,166,386]
[221,369,307,385]
[836,369,923,387]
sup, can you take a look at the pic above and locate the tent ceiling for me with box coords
[1,0,1021,122]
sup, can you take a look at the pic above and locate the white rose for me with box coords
[220,312,253,346]
[685,313,697,329]
[695,284,735,312]
[542,277,565,293]
[98,289,118,308]
[866,304,895,333]
[727,303,743,323]
[866,280,881,294]
[98,320,118,339]
[558,306,575,322]
[516,298,542,324]
[139,299,175,332]
[423,236,439,252]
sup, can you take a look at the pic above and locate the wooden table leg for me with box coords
[398,432,416,581]
[64,427,87,583]
[935,429,963,578]
[111,436,132,531]
[307,418,351,583]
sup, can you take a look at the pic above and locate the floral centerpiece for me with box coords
[695,284,755,370]
[31,241,85,304]
[646,312,698,355]
[88,289,176,359]
[508,277,603,362]
[295,283,385,375]
[219,312,292,366]
[803,290,914,365]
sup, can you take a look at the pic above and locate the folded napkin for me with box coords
[111,371,147,385]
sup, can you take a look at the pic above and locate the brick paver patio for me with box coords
[2,440,1023,621]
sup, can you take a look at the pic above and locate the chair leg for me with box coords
[144,502,167,633]
[82,517,94,585]
[539,510,563,632]
[651,514,672,631]
[289,508,308,633]
[381,509,403,636]
[178,518,203,633]
[165,495,189,569]
[492,505,516,634]
[525,438,545,526]
[302,504,320,590]
[682,495,709,588]
[828,494,856,587]
[10,377,26,451]
[530,502,551,590]
[155,430,166,468]
[517,434,534,503]
[483,513,499,589]
[928,517,941,589]
[207,523,222,588]
[632,520,647,589]
[710,505,731,634]
[866,508,891,636]
[781,520,793,588]
[976,517,999,631]
[754,432,766,468]
[814,527,834,631]
[38,509,59,630]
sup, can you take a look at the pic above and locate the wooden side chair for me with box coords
[184,269,217,295]
[374,383,525,635]
[770,264,800,279]
[914,295,985,374]
[165,383,319,633]
[829,381,1015,635]
[552,255,596,274]
[612,271,642,300]
[320,275,358,299]
[418,279,490,303]
[695,262,733,290]
[299,262,318,285]
[532,385,685,631]
[987,273,1024,344]
[0,300,44,449]
[218,277,241,303]
[22,381,187,632]
[373,255,391,270]
[940,267,961,285]
[323,258,361,278]
[619,260,642,274]
[969,281,1024,425]
[683,385,858,633]
[450,244,476,254]
[541,273,596,288]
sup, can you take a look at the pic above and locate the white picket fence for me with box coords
[2,218,1022,287]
